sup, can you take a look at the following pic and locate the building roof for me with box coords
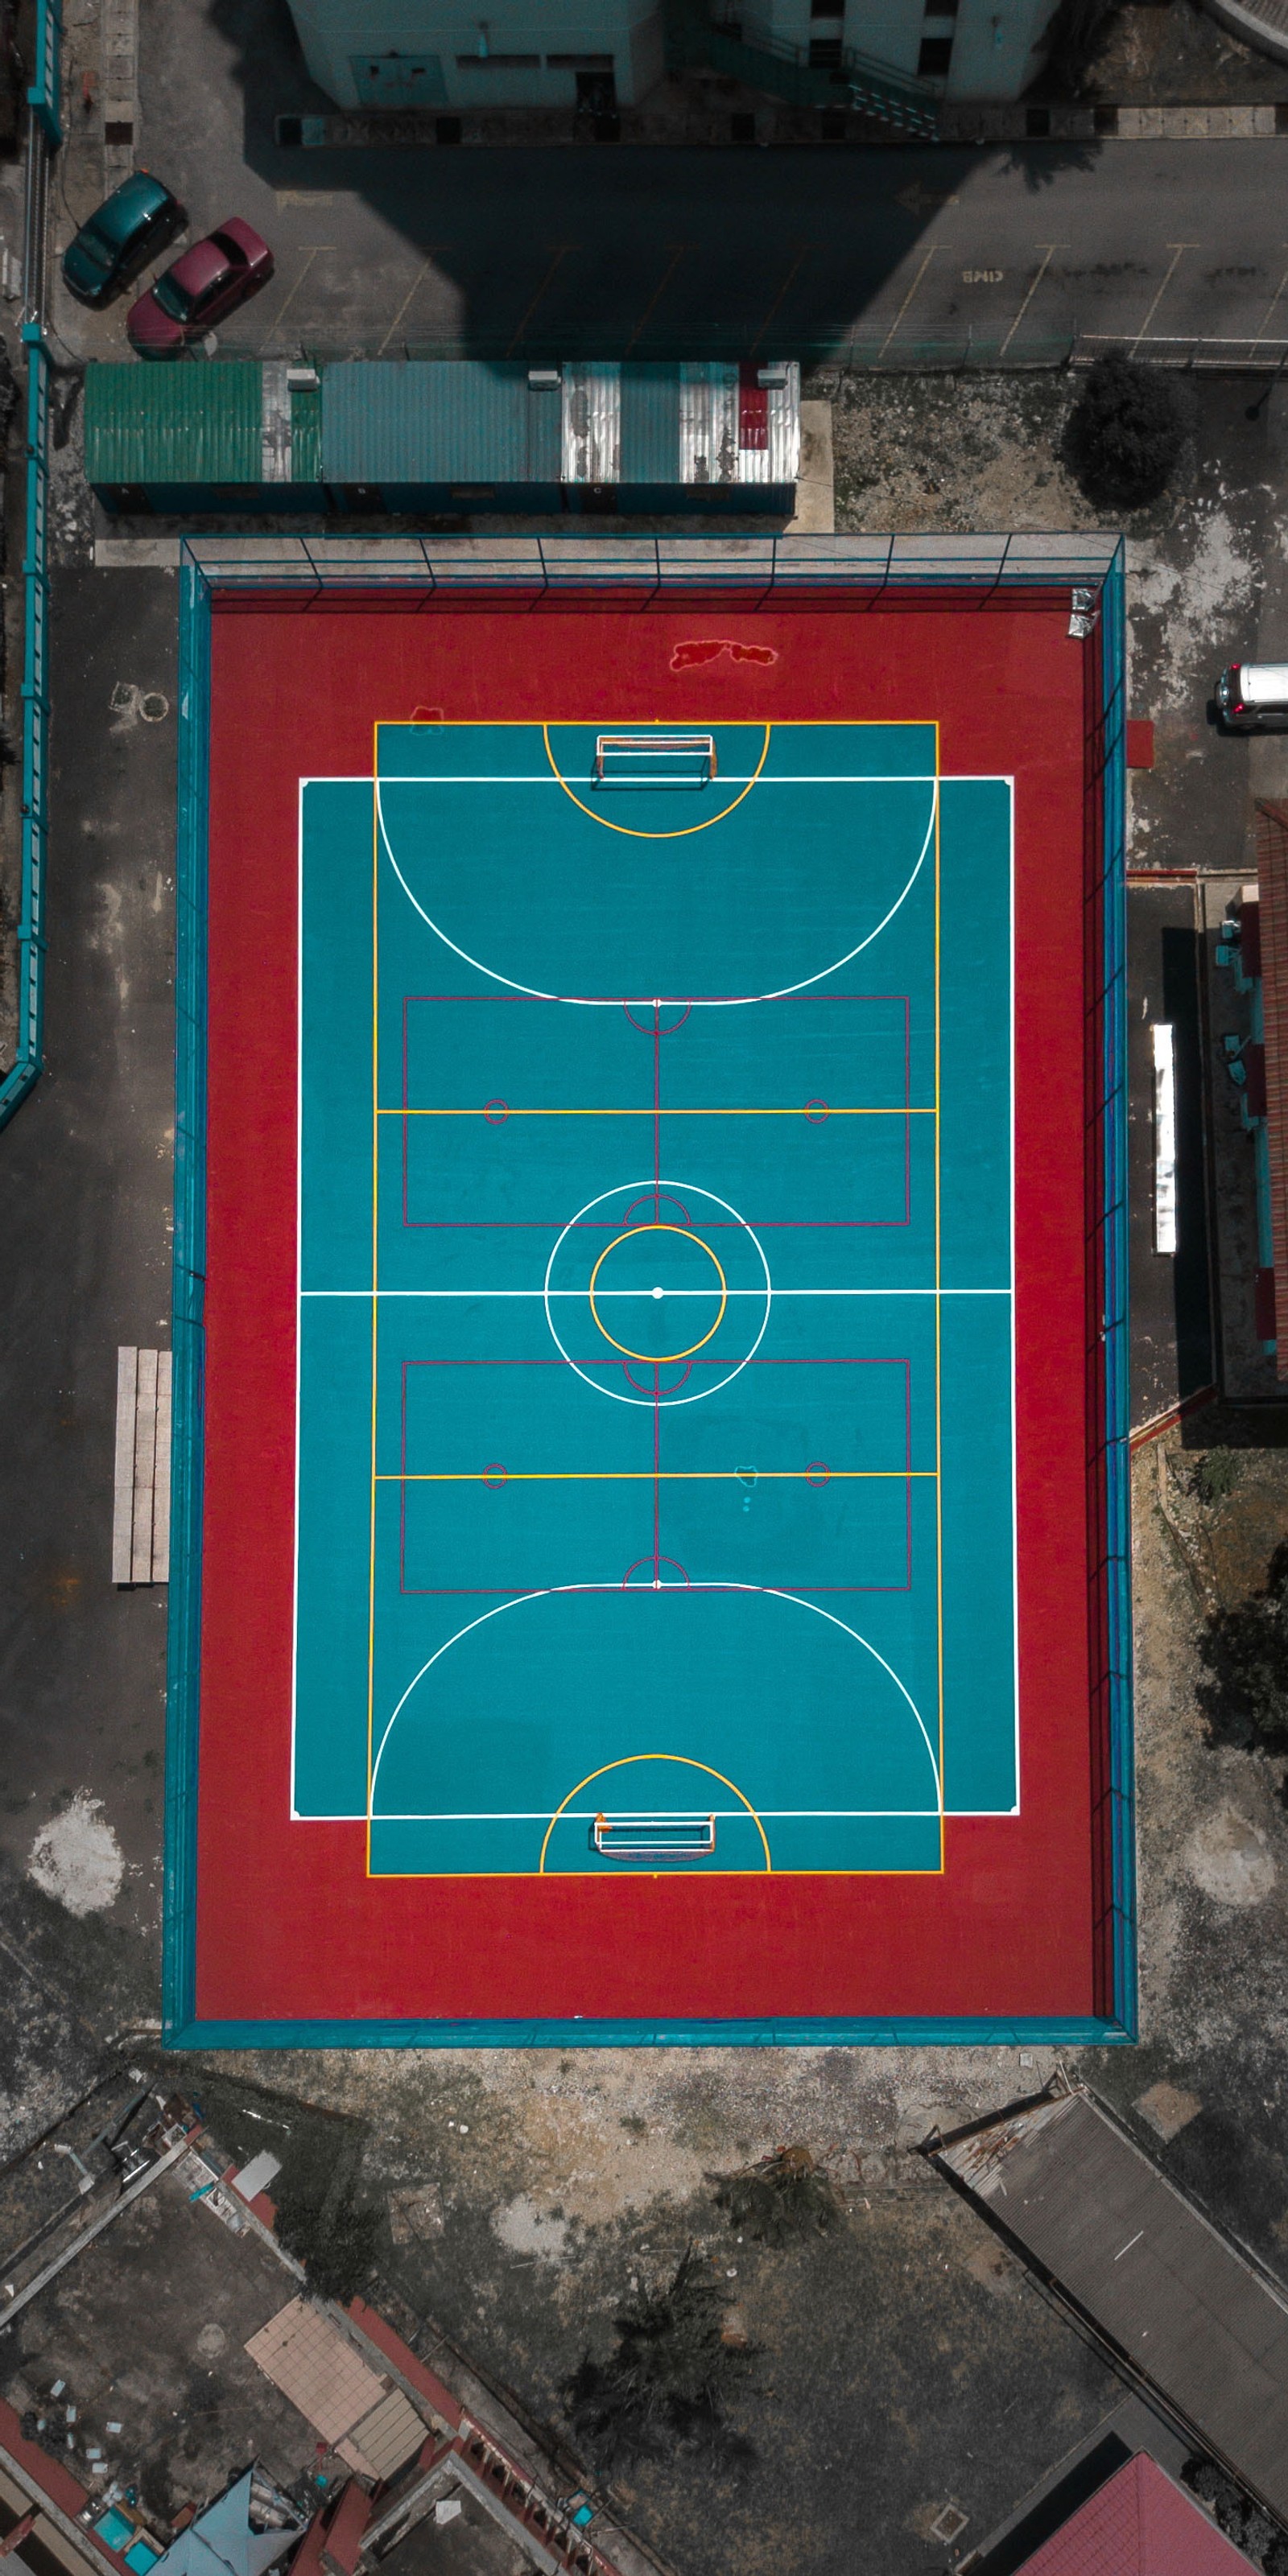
[930,2083,1288,2523]
[151,2474,299,2576]
[1015,2454,1257,2574]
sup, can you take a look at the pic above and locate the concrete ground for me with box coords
[28,0,1288,378]
[0,2154,319,2525]
[6,311,1288,2576]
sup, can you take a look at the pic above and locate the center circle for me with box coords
[587,1224,728,1365]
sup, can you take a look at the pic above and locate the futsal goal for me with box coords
[593,733,716,788]
[593,1812,717,1860]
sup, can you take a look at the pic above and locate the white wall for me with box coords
[286,0,663,108]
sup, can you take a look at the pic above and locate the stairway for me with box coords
[669,2,942,134]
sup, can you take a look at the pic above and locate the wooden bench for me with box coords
[112,1347,171,1585]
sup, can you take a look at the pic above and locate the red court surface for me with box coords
[188,594,1113,2039]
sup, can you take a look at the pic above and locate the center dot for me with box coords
[652,1285,664,1299]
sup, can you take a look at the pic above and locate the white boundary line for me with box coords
[374,772,939,1009]
[290,766,1020,1840]
[367,1580,943,1819]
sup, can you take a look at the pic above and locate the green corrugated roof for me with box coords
[85,362,262,484]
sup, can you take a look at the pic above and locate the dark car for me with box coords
[61,171,187,307]
[126,217,274,357]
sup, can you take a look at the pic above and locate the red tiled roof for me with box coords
[1017,2455,1257,2574]
[1255,802,1288,1375]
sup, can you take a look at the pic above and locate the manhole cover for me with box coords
[139,691,170,723]
[930,2504,968,2545]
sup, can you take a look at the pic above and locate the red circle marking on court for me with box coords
[622,1190,691,1229]
[621,1556,691,1589]
[623,1358,694,1395]
[804,1461,830,1487]
[804,1098,829,1123]
[483,1098,510,1125]
[622,1001,692,1036]
[481,1463,508,1490]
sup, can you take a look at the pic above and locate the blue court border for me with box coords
[163,540,1133,2051]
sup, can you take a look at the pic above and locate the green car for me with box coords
[62,171,187,308]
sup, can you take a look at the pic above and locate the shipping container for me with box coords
[85,358,799,516]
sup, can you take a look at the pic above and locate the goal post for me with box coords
[593,733,716,787]
[592,1812,717,1860]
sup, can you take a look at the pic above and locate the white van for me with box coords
[1217,662,1288,729]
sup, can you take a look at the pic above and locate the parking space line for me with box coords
[999,245,1066,357]
[506,246,573,354]
[876,244,941,362]
[262,246,325,348]
[749,245,811,357]
[378,258,433,357]
[624,244,689,356]
[1130,244,1198,357]
[1251,252,1288,352]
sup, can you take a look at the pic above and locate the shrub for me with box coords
[1191,1448,1241,1509]
[274,2178,382,2302]
[712,2145,843,2245]
[565,2248,755,2471]
[1062,355,1184,510]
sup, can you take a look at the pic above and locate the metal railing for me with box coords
[180,530,1124,602]
[676,1,940,131]
[0,0,60,1129]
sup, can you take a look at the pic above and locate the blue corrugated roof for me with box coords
[323,361,562,483]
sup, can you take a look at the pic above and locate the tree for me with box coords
[712,2145,843,2246]
[274,2174,382,2302]
[565,2248,755,2471]
[1062,355,1184,511]
[1196,1543,1288,1758]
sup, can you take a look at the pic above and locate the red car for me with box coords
[127,216,274,356]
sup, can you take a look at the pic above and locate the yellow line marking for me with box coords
[934,723,945,1865]
[623,242,690,356]
[382,1104,932,1117]
[998,244,1065,359]
[378,257,433,357]
[539,1754,770,1873]
[365,728,381,1876]
[1130,243,1197,357]
[380,1468,935,1482]
[877,244,940,362]
[588,1222,727,1363]
[542,719,771,840]
[506,245,572,353]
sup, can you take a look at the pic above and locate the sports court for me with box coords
[167,538,1130,2046]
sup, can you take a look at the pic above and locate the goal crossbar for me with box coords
[592,1811,717,1859]
[594,732,716,784]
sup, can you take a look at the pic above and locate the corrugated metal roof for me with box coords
[933,2087,1288,2523]
[84,362,263,485]
[679,364,740,487]
[290,381,321,485]
[323,361,562,484]
[562,363,620,483]
[1018,2454,1258,2575]
[619,365,680,485]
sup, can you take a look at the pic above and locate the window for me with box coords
[808,36,842,66]
[547,52,614,66]
[455,52,539,68]
[809,0,840,15]
[917,34,953,72]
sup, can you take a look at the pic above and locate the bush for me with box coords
[1062,355,1184,510]
[565,2248,755,2471]
[1196,1543,1288,1758]
[712,2145,843,2245]
[274,2178,382,2303]
[1038,0,1121,95]
[1191,1448,1241,1509]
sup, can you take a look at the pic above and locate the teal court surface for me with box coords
[293,718,1016,1881]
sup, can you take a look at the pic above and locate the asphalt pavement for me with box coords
[35,0,1288,369]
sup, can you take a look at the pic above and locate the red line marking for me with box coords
[481,1463,508,1490]
[804,1098,829,1123]
[805,1461,831,1487]
[483,1098,510,1125]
